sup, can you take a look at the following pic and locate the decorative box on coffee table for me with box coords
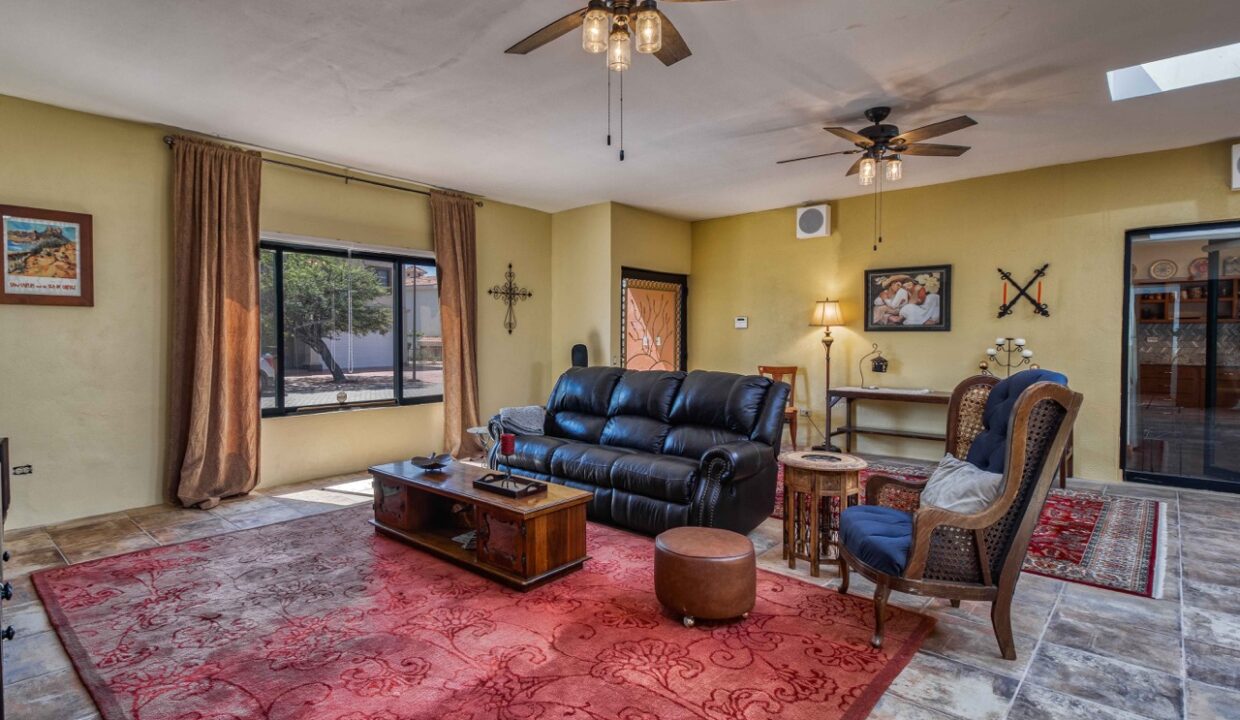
[369,460,593,590]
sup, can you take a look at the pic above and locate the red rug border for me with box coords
[33,504,934,720]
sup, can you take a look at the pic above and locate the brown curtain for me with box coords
[430,190,483,457]
[166,136,263,509]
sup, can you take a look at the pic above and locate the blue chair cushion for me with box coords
[840,505,914,576]
[965,369,1068,473]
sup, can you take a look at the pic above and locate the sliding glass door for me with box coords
[1124,221,1240,491]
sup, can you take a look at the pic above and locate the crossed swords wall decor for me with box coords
[488,263,533,334]
[997,264,1051,318]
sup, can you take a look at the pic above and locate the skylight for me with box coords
[1107,41,1240,101]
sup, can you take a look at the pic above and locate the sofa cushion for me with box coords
[504,435,568,476]
[611,491,691,536]
[550,444,636,487]
[662,425,746,461]
[669,371,772,436]
[610,453,700,503]
[965,369,1069,473]
[600,416,671,454]
[839,505,914,576]
[546,411,608,444]
[547,366,625,416]
[607,371,685,421]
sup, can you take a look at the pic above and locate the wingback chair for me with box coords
[837,370,1083,660]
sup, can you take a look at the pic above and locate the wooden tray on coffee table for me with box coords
[369,460,593,590]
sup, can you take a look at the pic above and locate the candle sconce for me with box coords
[997,264,1050,318]
[979,337,1039,377]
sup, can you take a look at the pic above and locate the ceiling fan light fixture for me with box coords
[884,155,903,182]
[608,26,632,72]
[858,156,877,186]
[582,2,611,54]
[635,2,662,54]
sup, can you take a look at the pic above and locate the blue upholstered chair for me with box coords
[837,370,1082,660]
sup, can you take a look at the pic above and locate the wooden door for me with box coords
[621,269,686,371]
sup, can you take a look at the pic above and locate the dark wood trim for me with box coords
[0,205,94,307]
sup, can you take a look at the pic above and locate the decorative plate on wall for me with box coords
[1149,259,1178,280]
[1188,257,1209,280]
[1225,256,1240,277]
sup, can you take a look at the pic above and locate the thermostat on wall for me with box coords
[734,316,749,329]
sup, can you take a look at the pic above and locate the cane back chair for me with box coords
[837,370,1083,660]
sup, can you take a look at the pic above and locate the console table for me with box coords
[829,386,952,452]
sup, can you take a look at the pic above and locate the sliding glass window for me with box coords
[259,239,442,416]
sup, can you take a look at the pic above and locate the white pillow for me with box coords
[920,453,1005,515]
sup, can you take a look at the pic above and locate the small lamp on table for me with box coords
[809,299,844,452]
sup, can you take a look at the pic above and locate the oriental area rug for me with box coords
[773,465,1166,598]
[34,506,933,720]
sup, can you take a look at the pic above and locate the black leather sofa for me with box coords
[490,367,790,536]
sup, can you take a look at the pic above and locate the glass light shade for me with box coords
[1021,349,1034,358]
[810,299,844,327]
[582,6,611,54]
[883,156,903,182]
[858,156,876,186]
[608,28,631,72]
[635,6,662,54]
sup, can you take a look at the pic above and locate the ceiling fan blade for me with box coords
[845,155,866,176]
[824,127,873,148]
[776,150,860,165]
[891,116,977,145]
[505,7,589,55]
[654,11,692,66]
[896,143,971,157]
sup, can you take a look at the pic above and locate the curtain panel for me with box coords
[166,136,263,508]
[430,190,483,457]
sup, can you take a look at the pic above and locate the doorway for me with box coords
[1123,221,1240,492]
[620,268,687,371]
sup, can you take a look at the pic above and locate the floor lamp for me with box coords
[810,299,843,452]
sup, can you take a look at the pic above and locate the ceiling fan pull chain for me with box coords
[607,63,612,147]
[619,71,625,161]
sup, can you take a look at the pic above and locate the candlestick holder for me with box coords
[979,337,1037,377]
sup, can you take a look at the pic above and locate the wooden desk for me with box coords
[829,386,952,452]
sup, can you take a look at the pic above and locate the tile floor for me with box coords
[2,475,1237,719]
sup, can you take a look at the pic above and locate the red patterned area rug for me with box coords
[773,465,1166,598]
[35,506,933,720]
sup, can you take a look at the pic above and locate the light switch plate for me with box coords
[734,316,748,329]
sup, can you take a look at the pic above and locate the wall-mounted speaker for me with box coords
[1232,143,1239,191]
[796,204,830,239]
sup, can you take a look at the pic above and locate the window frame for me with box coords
[260,237,442,417]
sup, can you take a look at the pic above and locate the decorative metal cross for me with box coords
[487,263,532,334]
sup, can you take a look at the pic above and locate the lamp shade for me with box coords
[810,299,843,327]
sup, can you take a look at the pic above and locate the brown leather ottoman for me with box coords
[654,526,756,627]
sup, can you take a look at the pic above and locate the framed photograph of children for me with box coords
[865,264,951,331]
[1,204,93,306]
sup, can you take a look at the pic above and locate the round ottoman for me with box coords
[654,526,756,627]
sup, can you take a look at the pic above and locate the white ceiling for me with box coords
[3,0,1239,220]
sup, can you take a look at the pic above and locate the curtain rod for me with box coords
[161,135,483,207]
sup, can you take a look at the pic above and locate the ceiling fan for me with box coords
[778,106,977,185]
[506,0,731,70]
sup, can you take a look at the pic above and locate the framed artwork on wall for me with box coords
[865,264,951,331]
[1,204,93,306]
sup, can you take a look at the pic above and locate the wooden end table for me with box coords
[779,451,867,577]
[369,461,593,590]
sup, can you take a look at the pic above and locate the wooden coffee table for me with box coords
[369,461,593,590]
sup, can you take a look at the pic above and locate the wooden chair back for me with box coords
[946,374,999,459]
[757,366,798,406]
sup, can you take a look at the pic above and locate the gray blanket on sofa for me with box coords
[499,405,546,436]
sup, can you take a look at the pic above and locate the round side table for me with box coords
[778,451,867,577]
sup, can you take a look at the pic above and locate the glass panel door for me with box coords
[620,268,687,371]
[1125,222,1240,491]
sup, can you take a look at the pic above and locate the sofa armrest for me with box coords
[701,440,773,484]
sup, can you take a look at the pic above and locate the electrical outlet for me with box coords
[799,409,811,417]
[12,465,32,476]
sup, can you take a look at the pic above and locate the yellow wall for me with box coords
[609,203,692,366]
[689,142,1240,482]
[0,96,553,529]
[549,203,613,378]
